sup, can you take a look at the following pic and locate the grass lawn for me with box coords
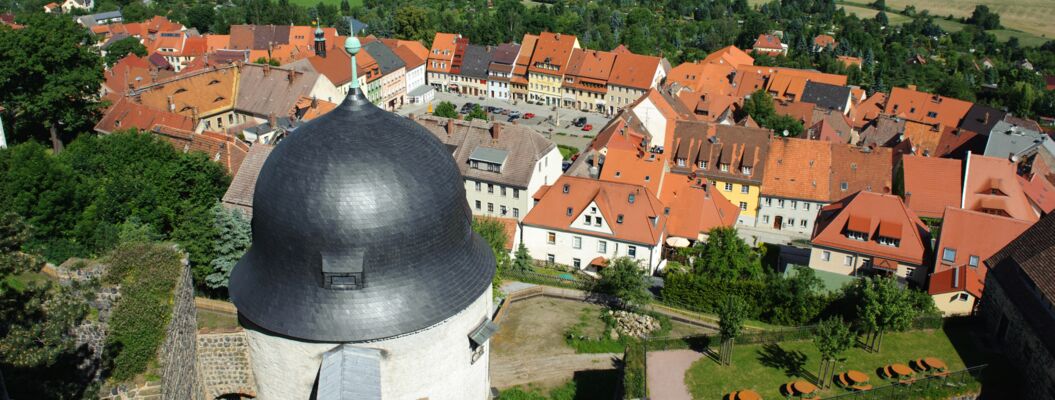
[883,0,1055,38]
[287,0,361,9]
[197,309,239,330]
[685,324,984,399]
[837,4,913,24]
[3,271,55,291]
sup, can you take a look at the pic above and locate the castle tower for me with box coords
[229,37,496,400]
[313,22,327,58]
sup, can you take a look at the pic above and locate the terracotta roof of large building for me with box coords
[1019,173,1055,214]
[427,32,460,73]
[660,172,739,240]
[414,116,555,189]
[667,61,736,94]
[901,120,946,157]
[94,97,196,134]
[812,191,930,265]
[813,34,836,49]
[984,213,1055,354]
[387,42,425,69]
[884,86,973,128]
[511,33,539,84]
[929,207,1032,296]
[801,81,851,113]
[528,32,578,76]
[901,155,963,219]
[303,43,354,86]
[598,146,666,195]
[133,65,239,118]
[774,100,817,127]
[829,145,894,199]
[152,126,249,175]
[103,54,175,94]
[752,34,783,51]
[229,24,291,50]
[811,108,853,142]
[564,49,616,92]
[851,92,886,129]
[670,122,771,185]
[762,138,833,202]
[523,175,667,246]
[963,153,1039,222]
[608,52,662,90]
[235,64,320,118]
[761,67,848,101]
[221,143,273,217]
[701,45,754,67]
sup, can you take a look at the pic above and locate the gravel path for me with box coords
[646,349,704,400]
[491,352,620,388]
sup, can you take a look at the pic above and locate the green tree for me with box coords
[104,36,147,66]
[597,257,651,311]
[813,316,855,388]
[0,14,104,151]
[689,227,763,281]
[184,3,217,33]
[1003,81,1038,117]
[206,203,251,291]
[869,0,885,11]
[465,104,488,122]
[393,5,431,42]
[875,11,889,26]
[717,295,747,366]
[765,266,825,325]
[967,5,1001,30]
[512,243,532,273]
[434,101,458,118]
[0,213,90,398]
[472,217,511,271]
[340,0,350,16]
[254,56,281,66]
[738,90,803,136]
[854,277,918,352]
[768,114,804,137]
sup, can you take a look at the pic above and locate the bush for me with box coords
[557,144,579,160]
[660,272,768,319]
[622,344,646,399]
[102,243,183,382]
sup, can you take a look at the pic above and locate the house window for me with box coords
[500,205,507,216]
[514,189,520,198]
[566,207,573,216]
[488,184,494,193]
[804,203,810,211]
[847,231,867,241]
[547,254,555,263]
[822,250,831,261]
[787,218,795,226]
[488,203,494,213]
[720,163,729,172]
[790,201,797,210]
[877,236,899,247]
[739,202,748,211]
[800,219,807,228]
[475,200,481,210]
[725,183,733,191]
[699,161,708,169]
[617,214,624,224]
[942,248,956,263]
[777,199,785,208]
[741,166,752,175]
[843,255,853,266]
[628,246,637,257]
[573,236,582,249]
[840,182,848,191]
[573,258,581,269]
[475,182,481,191]
[765,198,772,206]
[585,215,592,224]
[513,208,520,218]
[956,293,970,302]
[969,255,979,268]
[501,187,507,196]
[741,185,749,194]
[595,217,602,227]
[927,111,938,118]
[763,215,770,224]
[598,241,607,253]
[563,184,570,193]
[547,232,556,244]
[677,158,686,167]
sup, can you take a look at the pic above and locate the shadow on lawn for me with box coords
[757,343,815,381]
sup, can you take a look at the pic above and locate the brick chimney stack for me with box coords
[490,123,501,141]
[446,118,455,136]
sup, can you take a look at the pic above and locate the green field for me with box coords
[685,323,991,399]
[834,1,1049,46]
[838,4,912,25]
[883,0,1054,39]
[287,0,361,9]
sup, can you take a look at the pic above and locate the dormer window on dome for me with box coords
[321,249,365,290]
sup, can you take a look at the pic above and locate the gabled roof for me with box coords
[489,42,520,65]
[134,65,239,118]
[661,172,739,239]
[762,67,848,101]
[963,153,1039,222]
[837,55,863,69]
[858,115,905,148]
[427,32,460,73]
[598,146,665,195]
[94,97,196,134]
[812,191,929,265]
[229,24,291,50]
[753,34,783,50]
[528,32,578,76]
[774,100,817,127]
[813,34,836,48]
[670,122,771,185]
[902,120,945,157]
[152,126,248,176]
[221,143,274,217]
[522,175,667,246]
[984,213,1055,354]
[608,52,662,90]
[929,207,1032,297]
[850,92,886,129]
[291,96,337,121]
[762,138,833,202]
[829,144,893,199]
[415,116,555,189]
[811,109,853,143]
[234,64,319,118]
[884,86,973,128]
[984,120,1052,159]
[362,41,405,74]
[667,61,735,94]
[1019,173,1055,214]
[701,45,754,67]
[959,103,1006,135]
[902,155,963,219]
[304,43,354,86]
[387,42,425,70]
[564,48,616,91]
[801,81,851,113]
[458,44,492,80]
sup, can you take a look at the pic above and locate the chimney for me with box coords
[907,84,917,91]
[287,68,295,84]
[311,96,318,109]
[268,112,277,128]
[490,123,502,141]
[446,118,455,136]
[904,191,911,206]
[263,63,271,76]
[167,95,174,112]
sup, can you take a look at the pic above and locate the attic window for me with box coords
[719,163,729,172]
[617,214,624,224]
[644,175,651,182]
[213,96,225,102]
[173,88,186,94]
[628,193,636,204]
[208,79,220,85]
[663,207,670,216]
[840,182,848,191]
[566,207,573,216]
[741,166,752,175]
[926,111,938,118]
[563,184,570,193]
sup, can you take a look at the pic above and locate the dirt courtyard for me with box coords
[490,297,620,390]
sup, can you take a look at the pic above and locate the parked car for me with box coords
[508,111,522,118]
[523,113,536,119]
[572,117,587,127]
[460,103,477,114]
[507,115,520,122]
[581,124,593,131]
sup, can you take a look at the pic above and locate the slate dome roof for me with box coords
[229,88,495,343]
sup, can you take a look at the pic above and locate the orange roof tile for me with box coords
[291,96,337,121]
[206,35,231,51]
[851,92,886,129]
[427,32,460,73]
[667,61,736,94]
[661,172,739,239]
[902,120,944,157]
[135,65,239,118]
[389,43,425,69]
[902,155,963,219]
[564,48,616,91]
[830,144,894,199]
[764,68,848,101]
[528,32,578,76]
[608,52,662,90]
[884,86,973,127]
[774,100,817,126]
[94,97,196,134]
[813,34,837,48]
[598,146,665,195]
[752,34,784,52]
[963,153,1039,222]
[838,55,863,69]
[151,126,249,175]
[701,45,754,67]
[522,175,667,246]
[928,207,1032,296]
[812,191,930,265]
[762,138,833,202]
[1019,173,1055,214]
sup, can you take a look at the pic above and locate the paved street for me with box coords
[397,91,613,151]
[646,349,704,400]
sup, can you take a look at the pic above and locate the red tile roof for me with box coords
[884,86,973,128]
[522,175,667,246]
[564,48,616,92]
[151,126,249,175]
[1019,173,1055,214]
[928,265,984,297]
[598,146,666,195]
[813,34,836,48]
[94,97,197,134]
[528,32,578,76]
[928,207,1032,296]
[660,173,739,239]
[427,32,460,73]
[812,191,930,265]
[902,155,963,219]
[830,144,894,199]
[762,138,833,202]
[963,153,1039,222]
[752,34,783,53]
[701,45,754,67]
[851,92,886,129]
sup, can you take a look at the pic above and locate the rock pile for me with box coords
[609,310,660,338]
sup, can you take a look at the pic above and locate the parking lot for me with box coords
[396,91,614,151]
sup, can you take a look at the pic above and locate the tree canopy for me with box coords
[434,101,458,119]
[104,36,146,67]
[597,257,651,310]
[685,227,764,281]
[206,204,251,291]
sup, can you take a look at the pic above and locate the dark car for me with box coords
[460,103,477,114]
[572,117,587,127]
[507,115,521,122]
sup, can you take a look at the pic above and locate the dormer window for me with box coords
[677,158,686,167]
[847,231,867,241]
[174,88,187,94]
[208,79,220,85]
[213,96,225,102]
[719,163,729,172]
[699,161,708,169]
[926,111,938,118]
[876,236,900,247]
[741,166,752,175]
[563,184,570,193]
[566,207,573,216]
[628,193,636,204]
[617,214,624,224]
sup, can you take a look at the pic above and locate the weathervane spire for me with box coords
[345,24,361,90]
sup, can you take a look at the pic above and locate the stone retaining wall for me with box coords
[157,256,201,400]
[196,331,257,399]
